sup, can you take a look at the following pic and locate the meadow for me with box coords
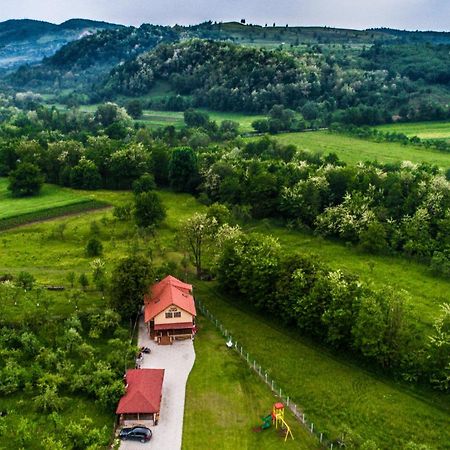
[138,109,265,133]
[0,178,91,220]
[266,130,450,167]
[248,220,449,332]
[377,120,450,140]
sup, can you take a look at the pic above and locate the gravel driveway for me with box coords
[119,318,196,450]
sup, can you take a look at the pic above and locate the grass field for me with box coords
[183,316,318,450]
[0,178,91,220]
[139,109,265,133]
[377,120,450,140]
[194,282,450,449]
[266,131,450,167]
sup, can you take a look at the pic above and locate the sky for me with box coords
[1,0,449,32]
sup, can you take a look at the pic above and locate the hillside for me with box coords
[9,20,450,92]
[11,24,179,91]
[100,38,450,123]
[0,18,121,69]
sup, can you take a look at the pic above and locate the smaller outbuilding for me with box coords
[116,369,164,426]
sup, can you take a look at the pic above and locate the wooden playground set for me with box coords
[253,402,294,442]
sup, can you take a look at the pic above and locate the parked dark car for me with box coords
[119,426,152,443]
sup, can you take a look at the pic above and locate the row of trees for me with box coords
[214,229,450,390]
[196,137,450,274]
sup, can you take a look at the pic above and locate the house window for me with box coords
[165,312,173,319]
[173,312,181,318]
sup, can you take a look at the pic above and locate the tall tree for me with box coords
[180,213,217,278]
[8,162,44,197]
[168,147,199,193]
[110,255,153,319]
[134,191,166,228]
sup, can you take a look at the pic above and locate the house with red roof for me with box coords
[144,275,197,345]
[116,369,164,425]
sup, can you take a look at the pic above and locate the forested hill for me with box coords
[101,39,450,122]
[0,18,121,69]
[10,24,179,91]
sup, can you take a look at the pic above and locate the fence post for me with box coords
[311,423,314,433]
[279,388,282,397]
[271,380,274,391]
[253,360,256,370]
[320,433,323,443]
[265,372,268,383]
[302,413,305,423]
[331,443,333,450]
[287,396,289,406]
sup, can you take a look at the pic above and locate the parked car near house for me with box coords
[119,426,152,443]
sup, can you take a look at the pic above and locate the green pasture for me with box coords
[377,120,450,140]
[194,282,450,449]
[0,178,91,220]
[183,316,318,450]
[266,131,450,167]
[139,109,265,133]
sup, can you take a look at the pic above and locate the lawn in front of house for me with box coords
[183,316,318,450]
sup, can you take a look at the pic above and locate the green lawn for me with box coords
[139,109,265,133]
[377,120,450,140]
[266,131,450,167]
[0,179,91,220]
[183,317,318,450]
[194,282,450,449]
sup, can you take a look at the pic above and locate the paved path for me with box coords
[120,319,196,450]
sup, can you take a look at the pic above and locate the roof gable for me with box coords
[116,369,164,414]
[144,275,196,322]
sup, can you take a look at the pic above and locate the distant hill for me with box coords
[0,18,121,69]
[11,24,179,91]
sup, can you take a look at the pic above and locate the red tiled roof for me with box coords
[116,369,164,415]
[150,275,192,300]
[144,275,196,323]
[154,322,194,331]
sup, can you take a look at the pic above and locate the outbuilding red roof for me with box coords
[144,275,196,323]
[116,369,164,415]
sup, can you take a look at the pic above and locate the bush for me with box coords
[16,271,35,290]
[8,162,44,197]
[86,238,103,257]
[132,173,156,195]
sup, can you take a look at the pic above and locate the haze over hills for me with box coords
[4,18,450,73]
[0,18,121,69]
